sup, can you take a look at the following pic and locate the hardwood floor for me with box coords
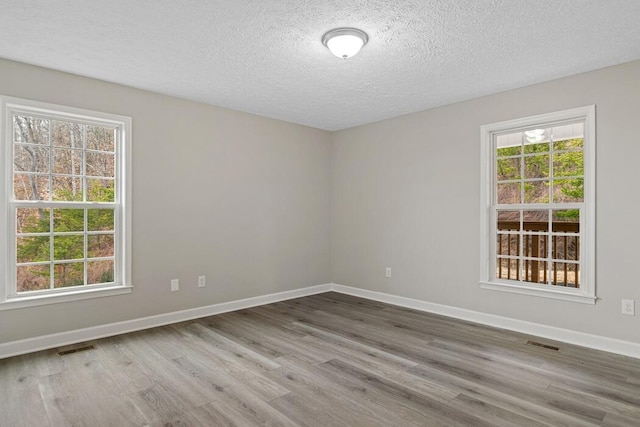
[1,292,639,426]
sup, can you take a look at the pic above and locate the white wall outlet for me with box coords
[385,267,392,278]
[198,275,206,288]
[622,299,635,316]
[171,279,179,292]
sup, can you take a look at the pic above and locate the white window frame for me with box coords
[0,96,132,310]
[479,106,596,304]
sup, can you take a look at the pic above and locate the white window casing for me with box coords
[0,96,132,310]
[479,106,596,304]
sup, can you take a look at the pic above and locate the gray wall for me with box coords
[331,60,640,343]
[3,57,639,346]
[0,59,332,343]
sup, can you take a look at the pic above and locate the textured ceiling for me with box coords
[1,1,639,131]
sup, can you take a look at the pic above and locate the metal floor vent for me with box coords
[58,344,96,356]
[526,340,560,351]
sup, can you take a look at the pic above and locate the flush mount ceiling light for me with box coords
[322,28,369,59]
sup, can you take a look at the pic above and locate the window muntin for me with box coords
[2,97,130,303]
[480,106,595,303]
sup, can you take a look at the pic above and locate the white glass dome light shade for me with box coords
[322,28,369,59]
[326,34,364,58]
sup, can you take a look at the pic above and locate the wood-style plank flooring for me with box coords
[1,292,639,426]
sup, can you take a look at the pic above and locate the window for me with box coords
[0,97,131,309]
[480,106,595,304]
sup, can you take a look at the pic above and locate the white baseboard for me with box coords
[331,284,640,359]
[2,282,639,360]
[0,283,332,359]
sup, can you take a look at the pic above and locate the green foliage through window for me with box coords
[13,114,118,292]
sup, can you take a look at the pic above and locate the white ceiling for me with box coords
[1,1,639,131]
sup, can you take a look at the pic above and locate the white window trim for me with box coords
[479,106,596,304]
[0,96,132,310]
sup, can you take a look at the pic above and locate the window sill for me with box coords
[479,281,596,305]
[0,285,133,311]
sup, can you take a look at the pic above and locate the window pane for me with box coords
[17,208,50,233]
[13,174,49,201]
[553,151,583,177]
[13,116,49,144]
[54,148,83,176]
[552,210,580,232]
[509,259,520,280]
[88,260,114,284]
[52,121,84,148]
[88,234,114,258]
[497,257,520,281]
[54,263,84,288]
[552,178,583,203]
[524,154,549,179]
[87,178,115,202]
[497,234,519,257]
[17,236,50,263]
[552,122,584,150]
[524,180,549,203]
[524,259,548,284]
[16,265,50,292]
[53,235,84,261]
[551,262,579,288]
[14,145,50,174]
[53,209,85,232]
[497,182,521,204]
[524,234,547,258]
[88,209,114,231]
[552,235,579,261]
[497,210,520,232]
[496,157,520,181]
[87,125,115,152]
[86,152,115,178]
[523,210,548,232]
[496,133,521,157]
[52,176,83,201]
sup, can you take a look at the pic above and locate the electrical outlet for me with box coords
[385,267,392,278]
[198,275,206,288]
[622,299,635,316]
[171,279,179,292]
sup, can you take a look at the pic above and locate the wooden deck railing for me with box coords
[497,221,579,287]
